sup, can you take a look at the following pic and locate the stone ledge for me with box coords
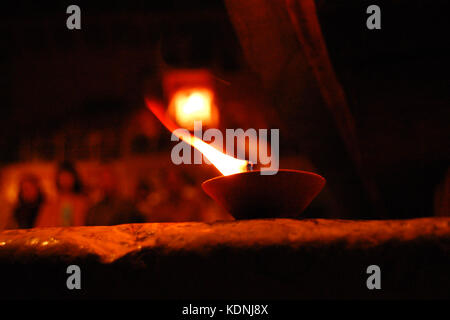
[1,218,449,299]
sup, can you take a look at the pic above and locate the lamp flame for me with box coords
[146,99,248,176]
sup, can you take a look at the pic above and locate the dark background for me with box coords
[0,0,448,220]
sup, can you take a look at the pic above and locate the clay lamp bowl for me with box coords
[202,169,326,220]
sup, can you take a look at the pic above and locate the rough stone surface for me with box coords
[1,218,449,299]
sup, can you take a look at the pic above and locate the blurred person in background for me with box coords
[9,174,45,229]
[35,161,88,227]
[86,167,145,226]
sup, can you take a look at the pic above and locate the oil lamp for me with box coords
[202,169,325,219]
[145,99,325,219]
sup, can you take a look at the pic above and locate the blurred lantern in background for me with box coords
[163,69,219,131]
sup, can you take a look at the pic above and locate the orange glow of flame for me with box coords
[146,99,248,176]
[169,88,219,130]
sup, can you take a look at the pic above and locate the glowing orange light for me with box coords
[169,88,219,130]
[146,99,248,176]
